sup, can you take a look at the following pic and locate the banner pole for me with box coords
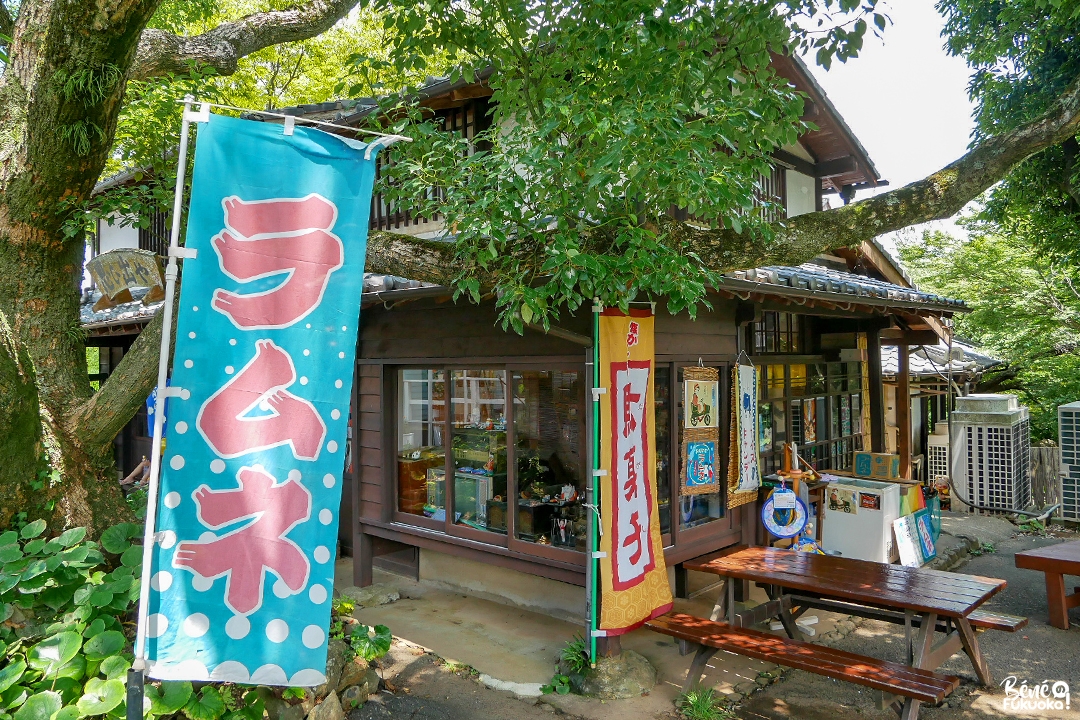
[129,96,200,716]
[588,301,601,666]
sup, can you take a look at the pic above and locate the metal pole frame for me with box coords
[129,97,208,717]
[587,301,601,665]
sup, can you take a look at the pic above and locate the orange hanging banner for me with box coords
[597,309,673,635]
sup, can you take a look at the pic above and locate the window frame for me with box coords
[390,361,588,565]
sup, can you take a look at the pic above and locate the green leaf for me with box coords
[97,526,137,556]
[82,632,124,661]
[19,522,46,541]
[147,682,191,716]
[349,624,392,662]
[87,589,113,608]
[0,547,23,564]
[118,548,141,569]
[53,657,86,683]
[49,706,80,720]
[27,634,82,677]
[22,541,45,556]
[98,658,129,682]
[76,679,124,716]
[56,530,86,549]
[13,692,61,720]
[39,679,80,707]
[0,661,26,695]
[182,688,224,720]
[3,685,29,710]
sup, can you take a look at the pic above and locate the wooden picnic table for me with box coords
[1015,539,1080,629]
[680,546,1008,718]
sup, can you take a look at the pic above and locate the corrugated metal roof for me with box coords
[80,287,163,330]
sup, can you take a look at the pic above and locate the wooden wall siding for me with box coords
[654,298,740,358]
[356,364,385,523]
[370,97,491,232]
[358,298,591,360]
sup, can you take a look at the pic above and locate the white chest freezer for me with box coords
[821,478,900,563]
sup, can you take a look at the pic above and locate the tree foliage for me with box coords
[939,0,1080,259]
[363,0,884,330]
[900,229,1080,439]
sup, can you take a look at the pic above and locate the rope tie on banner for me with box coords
[736,349,754,366]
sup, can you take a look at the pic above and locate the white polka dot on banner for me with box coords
[305,323,311,329]
[157,530,176,549]
[210,661,249,683]
[303,349,310,356]
[327,440,338,454]
[146,614,168,638]
[288,669,326,687]
[313,546,331,564]
[184,359,193,369]
[335,379,343,389]
[225,615,250,639]
[169,455,185,470]
[302,625,325,649]
[189,331,196,339]
[191,574,214,592]
[225,366,234,375]
[309,584,327,604]
[251,665,288,685]
[273,579,291,599]
[341,326,347,332]
[323,474,335,488]
[210,459,226,474]
[183,613,209,638]
[180,389,190,400]
[199,531,215,543]
[259,400,271,412]
[193,306,199,312]
[288,469,301,482]
[330,409,340,420]
[300,376,308,385]
[229,338,237,346]
[163,492,181,509]
[266,619,289,643]
[338,352,345,359]
[174,421,188,435]
[319,509,332,525]
[150,571,173,592]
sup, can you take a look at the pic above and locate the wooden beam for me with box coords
[897,344,911,479]
[772,148,816,179]
[867,327,886,453]
[880,329,941,346]
[817,156,859,179]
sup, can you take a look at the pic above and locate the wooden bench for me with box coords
[1015,540,1080,629]
[968,609,1027,633]
[647,612,959,713]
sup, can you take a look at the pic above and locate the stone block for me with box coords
[341,584,400,608]
[579,650,656,700]
[306,692,344,720]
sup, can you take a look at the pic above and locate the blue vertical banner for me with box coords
[146,113,378,686]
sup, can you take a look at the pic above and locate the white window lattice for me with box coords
[965,422,1032,512]
[1060,409,1080,520]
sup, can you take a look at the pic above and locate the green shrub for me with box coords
[676,687,733,720]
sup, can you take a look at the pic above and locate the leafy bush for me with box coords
[559,635,589,675]
[0,522,270,720]
[348,625,391,663]
[540,674,571,695]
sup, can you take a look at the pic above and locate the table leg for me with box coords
[764,584,803,641]
[683,644,720,693]
[1044,572,1070,630]
[709,578,729,622]
[957,617,992,686]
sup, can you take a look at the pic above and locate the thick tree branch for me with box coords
[71,298,175,450]
[129,0,361,81]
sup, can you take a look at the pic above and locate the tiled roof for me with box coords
[882,340,1001,380]
[81,286,163,330]
[721,263,965,312]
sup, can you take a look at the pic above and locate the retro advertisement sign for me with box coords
[597,310,673,635]
[144,114,378,685]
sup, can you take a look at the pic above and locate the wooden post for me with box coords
[354,531,373,588]
[898,344,911,478]
[867,328,886,453]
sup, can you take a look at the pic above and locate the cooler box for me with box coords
[821,478,900,562]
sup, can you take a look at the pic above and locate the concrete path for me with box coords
[738,518,1080,720]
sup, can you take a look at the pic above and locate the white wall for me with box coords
[98,215,139,254]
[786,170,817,217]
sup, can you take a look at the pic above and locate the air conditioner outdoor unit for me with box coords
[950,394,1032,512]
[1058,401,1080,521]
